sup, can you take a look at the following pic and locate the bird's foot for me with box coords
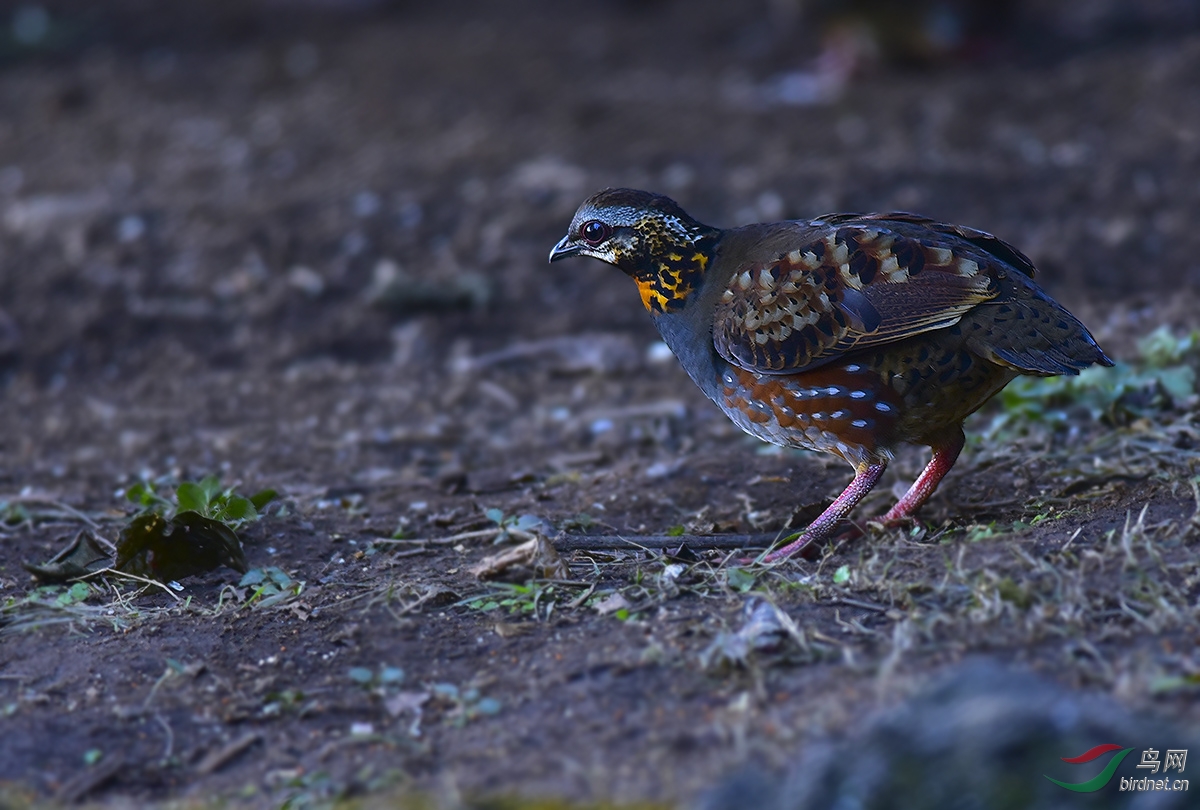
[739,462,889,565]
[737,531,815,566]
[739,521,856,565]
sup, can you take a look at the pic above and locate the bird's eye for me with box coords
[580,220,611,245]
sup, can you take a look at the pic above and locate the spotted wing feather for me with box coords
[960,276,1113,375]
[843,211,1039,280]
[868,216,1112,374]
[712,216,1000,374]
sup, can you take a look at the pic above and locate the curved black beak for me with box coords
[548,235,581,263]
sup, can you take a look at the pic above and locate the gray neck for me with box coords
[652,309,727,405]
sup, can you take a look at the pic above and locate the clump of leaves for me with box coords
[11,582,93,610]
[126,475,277,529]
[348,665,406,690]
[115,476,277,581]
[484,507,544,543]
[1,582,109,636]
[558,512,594,532]
[235,566,303,608]
[462,581,556,616]
[0,501,31,527]
[429,683,501,726]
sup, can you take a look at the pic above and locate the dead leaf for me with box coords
[468,534,568,580]
[23,530,113,582]
[384,690,430,719]
[700,599,795,672]
[493,621,534,638]
[593,592,631,616]
[384,689,431,738]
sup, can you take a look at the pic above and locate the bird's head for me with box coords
[549,188,719,314]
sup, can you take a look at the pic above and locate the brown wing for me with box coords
[712,215,1003,374]
[860,217,1112,375]
[823,211,1039,279]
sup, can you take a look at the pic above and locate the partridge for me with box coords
[550,189,1113,562]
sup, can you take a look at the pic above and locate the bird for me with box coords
[549,188,1113,563]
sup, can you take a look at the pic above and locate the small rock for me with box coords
[287,265,325,298]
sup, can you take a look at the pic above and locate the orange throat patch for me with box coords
[635,251,709,314]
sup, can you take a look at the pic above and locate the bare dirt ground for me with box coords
[1,1,1200,807]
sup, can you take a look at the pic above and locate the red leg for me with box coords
[882,426,965,523]
[757,461,887,564]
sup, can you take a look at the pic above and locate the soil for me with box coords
[1,1,1199,807]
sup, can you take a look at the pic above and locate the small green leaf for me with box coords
[379,666,405,684]
[83,749,103,766]
[1,501,29,524]
[249,489,279,510]
[264,566,295,588]
[238,568,267,587]
[221,497,257,523]
[1150,673,1200,695]
[513,514,542,532]
[833,565,851,585]
[485,508,505,525]
[1137,325,1200,367]
[348,667,374,685]
[725,567,756,593]
[175,482,209,514]
[55,582,91,606]
[126,481,169,512]
[666,525,685,537]
[474,697,501,715]
[996,577,1032,609]
[253,590,290,609]
[567,513,593,530]
[1154,366,1196,404]
[198,475,223,502]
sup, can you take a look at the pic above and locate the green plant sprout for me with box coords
[126,475,277,530]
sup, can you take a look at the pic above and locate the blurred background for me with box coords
[3,3,1200,805]
[0,0,1198,388]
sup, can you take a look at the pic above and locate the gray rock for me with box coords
[696,659,1194,810]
